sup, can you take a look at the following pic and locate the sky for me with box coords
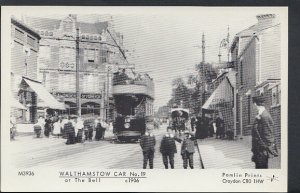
[13,7,285,110]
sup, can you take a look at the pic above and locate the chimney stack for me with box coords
[256,14,276,27]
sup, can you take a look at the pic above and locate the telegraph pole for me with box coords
[202,33,205,63]
[76,27,81,116]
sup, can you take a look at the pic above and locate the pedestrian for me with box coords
[160,129,177,169]
[195,117,204,139]
[52,119,61,138]
[44,116,52,137]
[251,96,278,169]
[140,131,156,169]
[65,116,76,145]
[95,118,104,141]
[180,131,197,169]
[61,116,69,139]
[208,118,214,137]
[75,117,84,143]
[36,116,45,137]
[100,120,107,139]
[191,117,196,132]
[216,115,225,139]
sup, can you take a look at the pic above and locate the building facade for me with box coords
[25,15,126,119]
[11,17,41,123]
[230,14,281,136]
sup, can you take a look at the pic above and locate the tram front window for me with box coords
[115,95,144,117]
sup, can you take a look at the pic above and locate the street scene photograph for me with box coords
[8,8,283,170]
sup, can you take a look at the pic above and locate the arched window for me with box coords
[45,31,49,36]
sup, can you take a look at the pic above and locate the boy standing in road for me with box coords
[160,129,177,169]
[180,131,198,169]
[140,131,156,169]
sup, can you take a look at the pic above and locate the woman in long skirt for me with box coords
[53,119,61,138]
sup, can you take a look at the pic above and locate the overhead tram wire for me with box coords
[106,29,134,74]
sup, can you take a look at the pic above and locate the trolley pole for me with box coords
[76,27,81,116]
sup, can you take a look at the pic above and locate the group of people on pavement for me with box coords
[190,115,225,140]
[34,115,111,145]
[140,128,198,169]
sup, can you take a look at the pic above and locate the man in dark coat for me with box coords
[216,116,225,139]
[160,130,177,169]
[195,117,204,139]
[65,118,76,145]
[44,117,52,137]
[191,117,196,132]
[251,96,277,169]
[179,131,198,169]
[140,132,156,169]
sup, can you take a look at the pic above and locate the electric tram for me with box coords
[112,71,154,142]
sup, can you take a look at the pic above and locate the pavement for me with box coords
[9,124,280,169]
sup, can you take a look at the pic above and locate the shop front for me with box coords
[53,92,102,118]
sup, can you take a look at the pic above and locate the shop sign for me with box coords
[54,92,102,99]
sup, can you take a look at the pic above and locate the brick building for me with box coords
[24,15,126,118]
[230,14,281,137]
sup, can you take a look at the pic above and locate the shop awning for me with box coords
[11,97,27,110]
[24,79,65,110]
[202,77,233,110]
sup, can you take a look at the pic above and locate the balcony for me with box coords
[112,74,154,99]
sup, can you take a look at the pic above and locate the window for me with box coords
[49,31,53,36]
[58,73,76,92]
[40,31,44,35]
[98,36,102,41]
[82,35,85,39]
[100,46,108,64]
[15,28,24,41]
[86,35,89,40]
[240,61,243,85]
[272,84,281,106]
[39,46,51,60]
[82,74,99,93]
[27,35,36,48]
[45,31,49,36]
[84,49,95,63]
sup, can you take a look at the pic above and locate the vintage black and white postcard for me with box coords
[1,6,288,192]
